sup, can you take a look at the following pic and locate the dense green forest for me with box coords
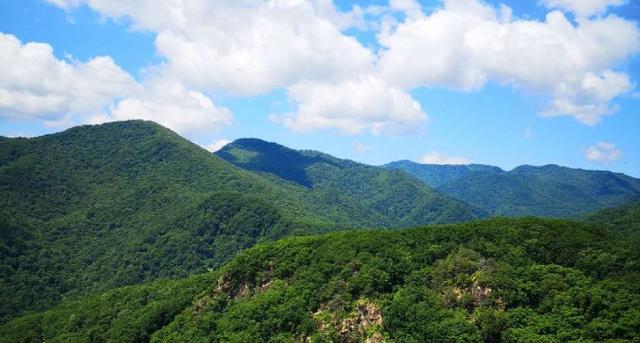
[385,160,640,218]
[2,217,638,342]
[588,199,640,239]
[0,121,476,323]
[2,121,639,342]
[217,138,482,226]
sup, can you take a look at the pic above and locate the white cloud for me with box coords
[206,139,232,152]
[418,151,471,165]
[35,0,640,134]
[276,75,426,135]
[4,132,35,138]
[52,0,375,96]
[0,33,232,135]
[46,0,82,9]
[389,0,423,17]
[585,142,622,163]
[43,0,419,136]
[353,142,373,154]
[378,1,639,125]
[540,0,627,18]
[0,33,136,122]
[91,79,232,135]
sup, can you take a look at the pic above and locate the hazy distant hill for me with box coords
[217,138,481,227]
[385,160,640,218]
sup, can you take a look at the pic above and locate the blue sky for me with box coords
[0,0,639,176]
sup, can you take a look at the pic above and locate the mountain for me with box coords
[588,198,640,239]
[0,121,477,323]
[385,160,640,218]
[216,138,481,227]
[2,217,639,342]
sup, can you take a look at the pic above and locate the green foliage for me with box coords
[0,272,218,343]
[6,217,637,342]
[217,138,482,227]
[0,121,478,323]
[588,198,640,238]
[386,160,640,218]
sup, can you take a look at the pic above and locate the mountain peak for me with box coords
[217,138,351,187]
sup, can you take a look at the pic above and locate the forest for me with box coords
[1,217,639,342]
[1,121,639,342]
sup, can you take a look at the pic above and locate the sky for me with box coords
[0,0,639,176]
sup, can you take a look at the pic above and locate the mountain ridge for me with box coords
[385,159,640,218]
[0,120,477,322]
[216,138,482,227]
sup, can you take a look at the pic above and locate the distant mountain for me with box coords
[3,217,639,342]
[0,121,477,323]
[385,160,640,218]
[217,138,481,227]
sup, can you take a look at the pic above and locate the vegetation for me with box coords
[588,199,640,239]
[0,121,476,322]
[3,122,639,342]
[0,272,218,343]
[217,138,482,227]
[386,160,640,218]
[2,217,638,342]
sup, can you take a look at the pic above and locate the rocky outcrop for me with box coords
[312,300,385,343]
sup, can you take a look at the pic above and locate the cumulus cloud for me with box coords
[418,151,471,165]
[206,139,232,152]
[44,0,423,135]
[389,0,423,17]
[378,1,639,125]
[540,0,627,18]
[0,33,136,122]
[34,0,640,134]
[49,0,375,96]
[276,75,426,135]
[91,79,232,135]
[585,142,622,163]
[0,33,232,135]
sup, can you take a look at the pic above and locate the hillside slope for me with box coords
[217,138,481,227]
[588,199,640,239]
[2,217,638,342]
[385,160,640,218]
[0,120,325,322]
[0,121,478,323]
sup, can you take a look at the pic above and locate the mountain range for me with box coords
[216,138,481,227]
[0,121,475,322]
[1,120,639,342]
[385,160,640,218]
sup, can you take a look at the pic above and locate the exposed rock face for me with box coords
[312,300,385,343]
[193,265,276,315]
[471,281,492,306]
[339,301,383,339]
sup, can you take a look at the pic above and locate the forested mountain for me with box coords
[588,199,640,239]
[217,138,481,227]
[0,121,477,323]
[2,217,638,342]
[385,160,640,218]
